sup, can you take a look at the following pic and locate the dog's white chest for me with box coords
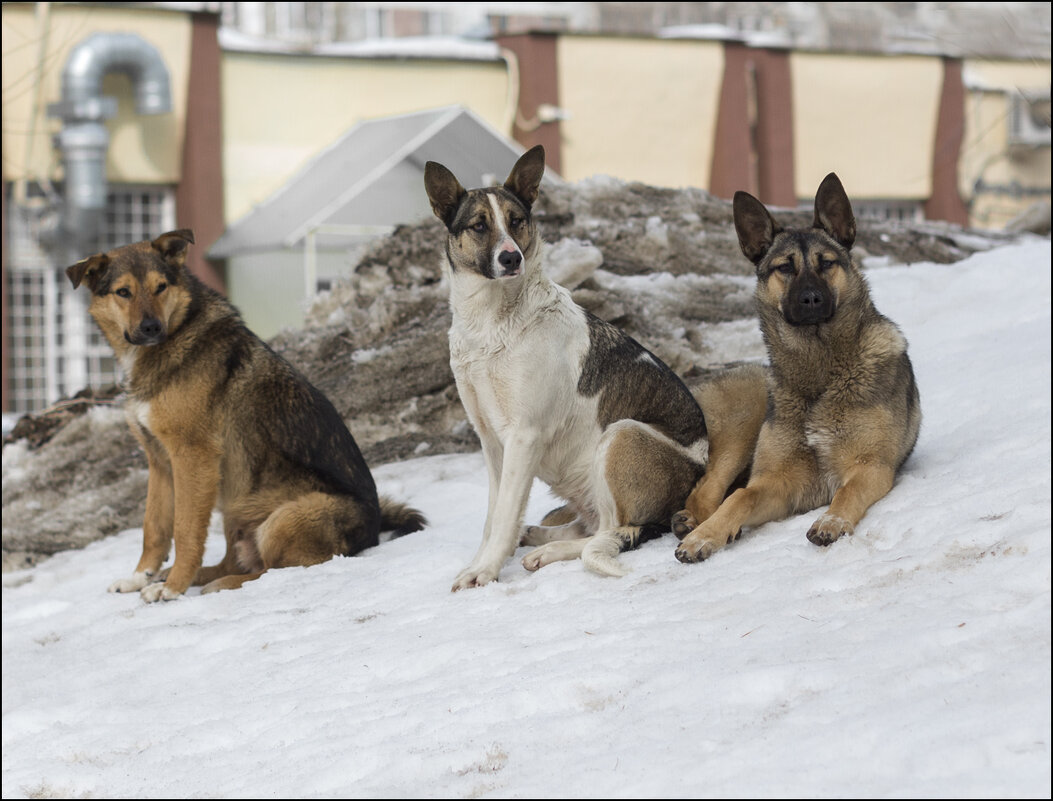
[125,397,152,433]
[451,344,527,437]
[118,348,139,378]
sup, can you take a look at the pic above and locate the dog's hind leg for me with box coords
[522,537,589,571]
[520,516,589,546]
[539,504,578,527]
[581,420,704,577]
[199,493,369,594]
[187,521,253,586]
[200,570,266,594]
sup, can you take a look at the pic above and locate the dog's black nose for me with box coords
[139,318,162,338]
[126,317,166,345]
[498,249,522,274]
[798,288,824,308]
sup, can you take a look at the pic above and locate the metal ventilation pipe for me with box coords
[47,32,172,250]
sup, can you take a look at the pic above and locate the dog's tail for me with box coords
[581,524,664,578]
[378,496,427,538]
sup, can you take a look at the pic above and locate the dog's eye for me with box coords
[509,216,523,228]
[155,282,167,295]
[472,221,488,234]
[115,288,132,299]
[818,258,837,271]
[775,263,794,275]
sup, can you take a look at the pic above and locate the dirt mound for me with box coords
[2,177,1019,569]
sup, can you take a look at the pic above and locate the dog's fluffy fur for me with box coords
[425,146,709,590]
[66,230,425,601]
[674,173,921,561]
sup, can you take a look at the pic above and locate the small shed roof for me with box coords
[209,105,558,258]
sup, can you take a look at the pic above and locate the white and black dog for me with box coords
[425,145,709,590]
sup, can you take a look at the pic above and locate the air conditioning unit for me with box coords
[1008,90,1051,147]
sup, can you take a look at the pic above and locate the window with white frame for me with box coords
[219,2,460,44]
[5,183,175,413]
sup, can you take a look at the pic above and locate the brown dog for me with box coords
[674,173,921,561]
[66,229,424,601]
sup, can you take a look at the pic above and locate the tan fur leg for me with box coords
[201,572,265,594]
[675,456,816,563]
[186,518,257,586]
[110,446,174,594]
[142,451,219,602]
[674,365,769,538]
[187,555,241,586]
[673,450,748,539]
[807,461,895,546]
[157,550,241,587]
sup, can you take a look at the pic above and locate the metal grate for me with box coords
[801,197,923,224]
[6,184,175,413]
[852,199,923,224]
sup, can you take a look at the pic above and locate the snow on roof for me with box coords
[219,30,502,61]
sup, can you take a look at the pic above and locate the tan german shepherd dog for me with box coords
[674,173,921,561]
[66,230,425,601]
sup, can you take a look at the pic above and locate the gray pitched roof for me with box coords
[209,105,558,258]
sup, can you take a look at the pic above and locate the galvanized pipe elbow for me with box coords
[47,32,172,250]
[60,32,172,118]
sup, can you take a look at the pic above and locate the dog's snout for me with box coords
[785,278,835,326]
[140,317,162,338]
[497,248,522,274]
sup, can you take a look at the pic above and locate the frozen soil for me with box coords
[1,177,1019,570]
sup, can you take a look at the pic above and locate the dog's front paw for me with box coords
[670,510,697,540]
[451,566,499,592]
[807,514,853,546]
[140,582,184,603]
[108,571,153,593]
[675,524,736,563]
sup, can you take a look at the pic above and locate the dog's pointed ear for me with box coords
[733,191,780,265]
[424,161,467,230]
[813,173,855,249]
[65,253,109,291]
[152,229,195,267]
[503,145,546,209]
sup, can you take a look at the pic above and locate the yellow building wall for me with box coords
[960,60,1051,230]
[555,36,723,188]
[791,52,942,200]
[1,3,190,184]
[221,53,509,223]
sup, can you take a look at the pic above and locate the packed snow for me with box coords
[2,239,1050,799]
